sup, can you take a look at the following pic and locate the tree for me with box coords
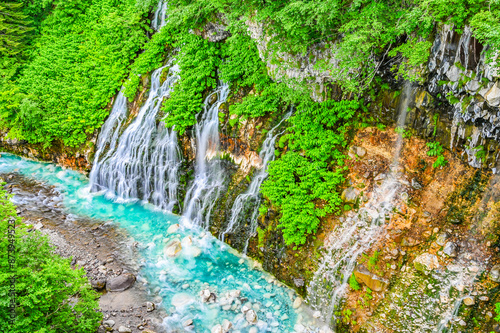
[0,2,31,57]
[0,185,102,332]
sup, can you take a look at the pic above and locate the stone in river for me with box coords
[164,239,182,257]
[167,223,180,234]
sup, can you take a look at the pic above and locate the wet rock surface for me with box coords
[3,173,165,333]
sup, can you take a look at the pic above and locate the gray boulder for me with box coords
[106,273,136,292]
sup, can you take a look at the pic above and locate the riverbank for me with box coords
[3,172,166,333]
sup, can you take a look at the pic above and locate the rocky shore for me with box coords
[3,172,167,333]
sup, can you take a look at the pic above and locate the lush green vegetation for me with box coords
[0,0,152,147]
[0,185,101,331]
[2,0,500,245]
[261,100,359,245]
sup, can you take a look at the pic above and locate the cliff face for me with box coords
[2,19,500,331]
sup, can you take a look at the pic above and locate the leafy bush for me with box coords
[427,141,448,168]
[0,185,102,331]
[261,100,359,245]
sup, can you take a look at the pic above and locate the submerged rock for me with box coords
[171,293,194,308]
[353,265,389,291]
[164,239,182,257]
[413,253,440,273]
[245,309,258,324]
[106,273,136,292]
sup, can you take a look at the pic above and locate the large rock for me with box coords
[341,187,358,204]
[164,239,182,257]
[485,81,500,107]
[167,224,180,234]
[443,242,459,257]
[489,264,500,282]
[413,253,440,273]
[353,265,389,292]
[91,279,106,291]
[106,273,136,292]
[245,309,258,324]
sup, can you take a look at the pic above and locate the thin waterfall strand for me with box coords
[307,82,414,327]
[182,82,230,228]
[220,109,293,253]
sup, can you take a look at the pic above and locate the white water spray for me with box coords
[182,83,230,228]
[90,63,182,211]
[307,82,414,327]
[220,109,293,252]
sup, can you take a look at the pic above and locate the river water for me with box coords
[0,153,326,333]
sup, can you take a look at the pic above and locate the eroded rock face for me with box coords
[413,253,440,273]
[353,265,389,292]
[106,273,136,292]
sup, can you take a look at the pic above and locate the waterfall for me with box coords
[181,83,230,228]
[89,62,182,211]
[307,82,413,327]
[151,0,167,31]
[220,109,293,252]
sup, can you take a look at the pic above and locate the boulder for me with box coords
[353,265,389,292]
[489,264,500,282]
[164,239,182,257]
[211,325,223,333]
[91,279,106,291]
[292,297,302,309]
[245,309,258,324]
[463,296,475,306]
[145,302,155,312]
[413,253,440,273]
[222,319,232,332]
[106,273,136,292]
[341,187,358,204]
[167,224,180,234]
[485,81,500,107]
[435,232,449,246]
[293,278,304,287]
[356,146,367,157]
[443,242,459,257]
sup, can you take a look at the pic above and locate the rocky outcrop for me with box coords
[353,265,389,292]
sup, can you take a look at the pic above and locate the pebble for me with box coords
[118,326,132,333]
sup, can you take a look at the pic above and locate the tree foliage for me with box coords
[0,185,102,332]
[261,100,359,245]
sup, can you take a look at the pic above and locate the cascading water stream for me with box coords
[151,0,167,31]
[182,83,230,228]
[220,109,293,253]
[0,153,332,333]
[89,62,182,212]
[307,82,414,327]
